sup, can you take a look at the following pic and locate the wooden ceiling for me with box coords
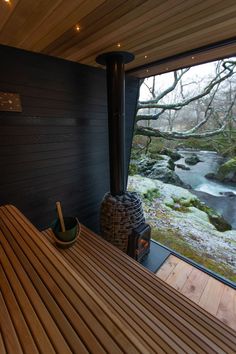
[1,0,236,77]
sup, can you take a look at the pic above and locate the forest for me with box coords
[128,57,236,282]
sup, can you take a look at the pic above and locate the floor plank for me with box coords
[199,277,225,316]
[165,259,193,291]
[181,267,209,304]
[155,254,179,280]
[157,255,236,330]
[216,286,236,331]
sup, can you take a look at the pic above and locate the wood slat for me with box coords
[24,0,106,51]
[0,205,149,354]
[43,0,142,56]
[0,0,62,46]
[0,263,40,354]
[41,227,236,353]
[1,0,236,76]
[1,204,236,354]
[0,291,23,354]
[216,286,236,331]
[77,226,236,348]
[0,332,7,354]
[0,226,85,354]
[199,277,225,316]
[0,0,19,32]
[79,0,225,63]
[0,45,138,231]
[44,229,186,354]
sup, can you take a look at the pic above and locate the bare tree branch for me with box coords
[137,60,236,111]
[134,59,236,141]
[136,124,228,140]
[136,91,236,140]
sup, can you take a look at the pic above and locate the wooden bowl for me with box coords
[51,219,81,249]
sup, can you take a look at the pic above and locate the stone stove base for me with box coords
[100,191,145,253]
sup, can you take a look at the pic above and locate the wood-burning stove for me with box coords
[127,223,151,262]
[96,51,151,262]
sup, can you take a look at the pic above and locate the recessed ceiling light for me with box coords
[144,55,148,59]
[117,43,121,48]
[166,67,169,70]
[75,25,80,32]
[192,56,195,59]
[146,69,149,73]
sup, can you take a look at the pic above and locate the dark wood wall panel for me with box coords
[0,45,139,231]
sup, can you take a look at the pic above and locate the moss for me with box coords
[166,202,189,213]
[129,163,138,176]
[218,157,236,178]
[143,188,160,202]
[151,228,236,282]
[167,197,231,231]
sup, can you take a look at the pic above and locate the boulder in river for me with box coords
[176,163,190,171]
[134,155,190,188]
[160,148,182,161]
[185,153,202,165]
[205,157,236,184]
[205,172,216,180]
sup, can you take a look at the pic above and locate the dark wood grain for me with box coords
[0,44,139,231]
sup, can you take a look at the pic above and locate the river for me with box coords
[175,150,236,229]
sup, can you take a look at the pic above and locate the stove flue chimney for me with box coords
[96,52,134,195]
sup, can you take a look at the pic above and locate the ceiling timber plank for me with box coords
[0,0,235,77]
[80,0,224,65]
[43,0,144,57]
[0,0,62,46]
[22,0,105,51]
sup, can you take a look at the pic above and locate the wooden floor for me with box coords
[156,255,236,331]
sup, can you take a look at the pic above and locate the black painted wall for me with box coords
[0,45,139,231]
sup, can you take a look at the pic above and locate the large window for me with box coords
[128,57,236,282]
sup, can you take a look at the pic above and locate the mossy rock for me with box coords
[185,153,201,165]
[129,163,138,176]
[143,188,160,202]
[208,214,232,232]
[160,148,182,161]
[217,157,236,182]
[167,197,232,231]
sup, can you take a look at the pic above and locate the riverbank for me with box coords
[128,175,236,282]
[175,150,236,229]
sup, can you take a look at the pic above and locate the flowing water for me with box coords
[175,150,236,229]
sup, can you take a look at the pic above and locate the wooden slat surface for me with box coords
[0,331,6,354]
[0,0,236,77]
[0,205,148,354]
[42,227,236,351]
[156,255,236,331]
[0,204,236,353]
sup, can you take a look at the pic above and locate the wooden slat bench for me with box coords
[0,205,235,353]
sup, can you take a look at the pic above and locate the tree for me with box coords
[135,59,236,140]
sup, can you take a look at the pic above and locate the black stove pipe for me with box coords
[96,52,134,196]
